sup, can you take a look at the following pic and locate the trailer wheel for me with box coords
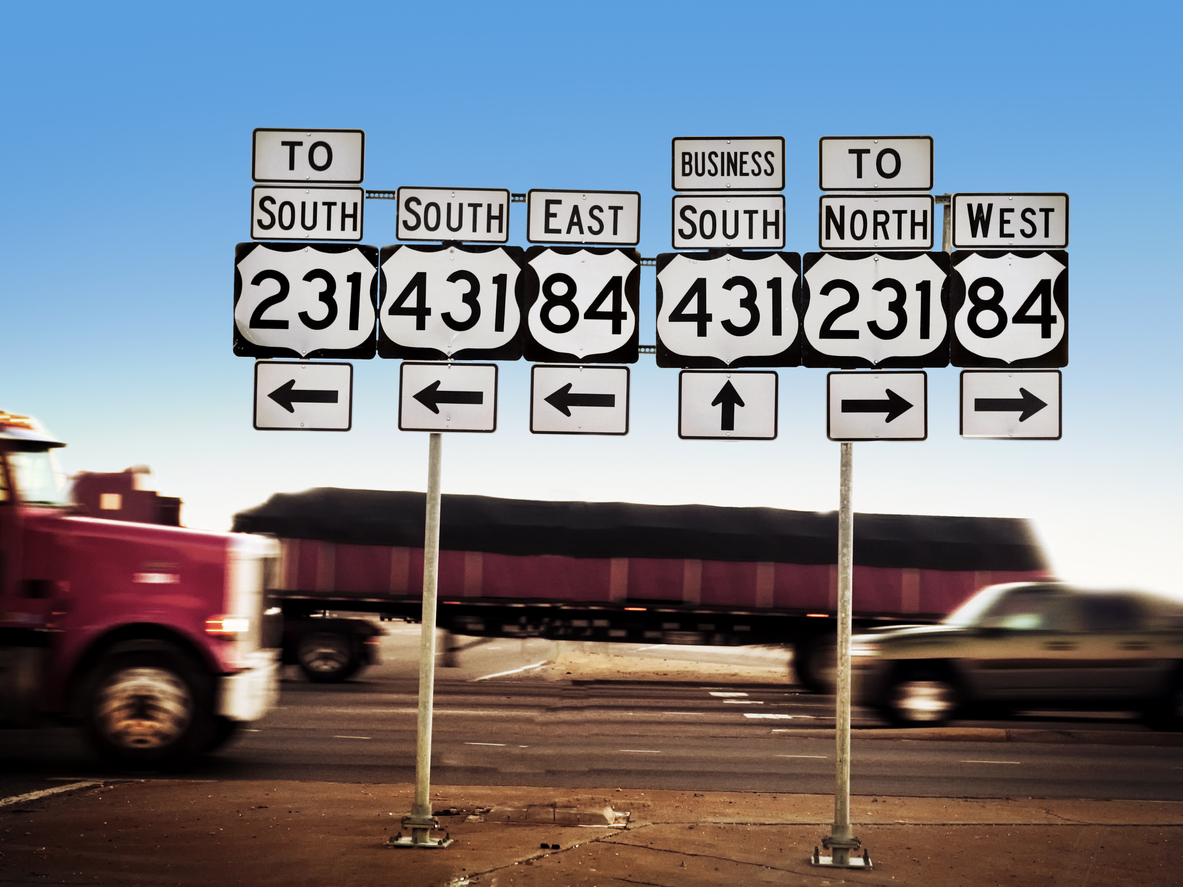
[81,645,213,770]
[296,630,359,683]
[885,667,959,727]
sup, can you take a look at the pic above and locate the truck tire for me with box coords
[885,666,959,727]
[296,629,359,683]
[81,644,213,771]
[794,637,836,694]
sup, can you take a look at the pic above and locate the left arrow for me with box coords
[414,380,485,414]
[840,389,913,423]
[268,379,340,414]
[544,383,616,417]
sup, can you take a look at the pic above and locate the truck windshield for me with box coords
[8,448,71,507]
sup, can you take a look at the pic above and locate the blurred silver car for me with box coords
[852,582,1183,728]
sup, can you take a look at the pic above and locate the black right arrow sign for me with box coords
[974,387,1047,422]
[840,388,913,423]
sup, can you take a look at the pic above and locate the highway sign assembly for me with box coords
[800,252,950,368]
[950,251,1068,367]
[818,195,934,251]
[672,194,785,250]
[679,370,778,440]
[398,362,498,432]
[530,365,630,435]
[396,188,511,243]
[526,190,641,245]
[378,243,525,361]
[252,128,364,184]
[253,360,352,431]
[233,242,379,359]
[672,136,785,191]
[960,370,1061,439]
[819,136,933,191]
[655,251,802,368]
[251,186,364,241]
[827,371,927,441]
[520,247,640,362]
[952,194,1068,249]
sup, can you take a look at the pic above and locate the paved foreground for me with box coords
[2,779,1181,886]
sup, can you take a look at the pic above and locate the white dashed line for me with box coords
[619,749,663,754]
[723,699,764,704]
[0,781,104,808]
[778,754,827,759]
[744,713,794,719]
[960,760,1021,765]
[709,691,749,698]
[472,661,550,681]
[333,735,372,740]
[466,742,507,747]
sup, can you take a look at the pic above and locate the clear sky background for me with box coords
[3,1,1180,593]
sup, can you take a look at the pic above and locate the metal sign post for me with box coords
[388,431,453,849]
[814,441,870,868]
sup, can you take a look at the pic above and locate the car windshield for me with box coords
[944,584,1017,627]
[7,447,71,507]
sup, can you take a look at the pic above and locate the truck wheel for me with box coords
[296,630,359,683]
[81,645,213,770]
[794,637,836,694]
[885,667,959,727]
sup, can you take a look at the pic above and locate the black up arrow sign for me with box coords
[268,379,340,414]
[711,380,745,431]
[841,389,913,423]
[414,380,485,414]
[545,383,616,417]
[974,388,1047,422]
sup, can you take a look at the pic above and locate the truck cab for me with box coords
[0,411,280,768]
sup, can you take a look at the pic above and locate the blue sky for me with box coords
[3,1,1181,592]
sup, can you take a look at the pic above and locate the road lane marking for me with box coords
[472,660,550,681]
[466,742,507,747]
[0,781,104,808]
[960,760,1022,765]
[723,700,764,704]
[333,735,372,740]
[744,713,794,719]
[778,754,827,759]
[709,691,749,697]
[619,749,663,754]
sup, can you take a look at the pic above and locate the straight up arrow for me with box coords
[414,380,485,414]
[711,380,745,431]
[974,388,1047,422]
[840,388,913,423]
[268,379,340,414]
[545,383,616,417]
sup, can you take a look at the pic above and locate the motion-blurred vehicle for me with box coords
[853,582,1183,729]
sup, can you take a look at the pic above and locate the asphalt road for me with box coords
[3,625,1182,803]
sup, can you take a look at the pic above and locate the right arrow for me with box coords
[414,380,485,415]
[974,387,1047,422]
[840,388,913,423]
[711,380,745,431]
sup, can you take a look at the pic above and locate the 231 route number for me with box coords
[233,243,378,359]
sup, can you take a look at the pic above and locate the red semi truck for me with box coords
[233,487,1053,690]
[0,411,281,769]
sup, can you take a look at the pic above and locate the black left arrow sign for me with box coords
[414,380,485,414]
[974,388,1047,422]
[268,379,340,414]
[840,388,913,423]
[545,383,616,417]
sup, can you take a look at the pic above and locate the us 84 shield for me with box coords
[378,243,526,361]
[655,251,802,369]
[520,247,640,363]
[233,242,378,359]
[800,252,950,368]
[950,251,1068,368]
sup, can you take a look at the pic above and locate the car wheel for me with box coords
[82,645,212,770]
[296,630,359,683]
[886,668,959,727]
[794,637,836,694]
